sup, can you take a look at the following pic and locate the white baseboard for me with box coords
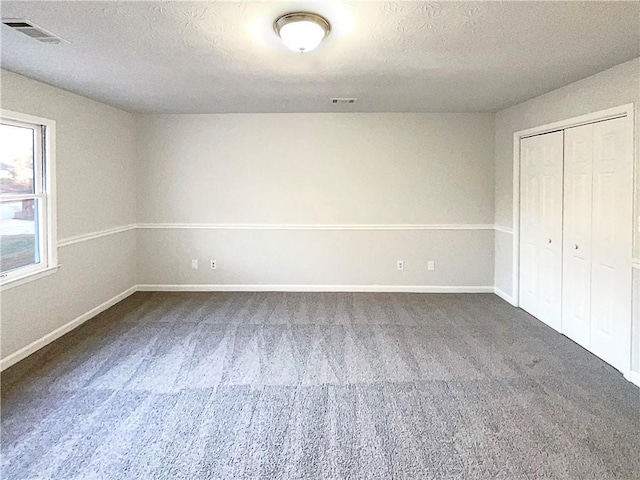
[493,286,516,306]
[0,286,137,372]
[4,282,638,392]
[137,284,495,294]
[626,370,640,388]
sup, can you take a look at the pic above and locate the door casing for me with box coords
[511,103,635,378]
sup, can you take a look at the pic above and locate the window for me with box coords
[0,110,57,288]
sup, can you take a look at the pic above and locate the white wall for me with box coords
[0,70,138,364]
[136,113,495,289]
[2,60,637,382]
[493,57,640,374]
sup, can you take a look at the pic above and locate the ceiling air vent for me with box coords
[331,98,357,105]
[1,19,66,44]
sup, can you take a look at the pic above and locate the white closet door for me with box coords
[562,124,593,349]
[519,131,563,330]
[519,136,542,317]
[589,117,633,373]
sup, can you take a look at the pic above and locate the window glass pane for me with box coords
[0,123,35,194]
[0,199,39,273]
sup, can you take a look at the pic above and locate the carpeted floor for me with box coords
[1,292,639,479]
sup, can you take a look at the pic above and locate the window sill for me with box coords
[0,265,60,291]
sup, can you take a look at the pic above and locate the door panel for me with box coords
[519,140,540,318]
[562,124,593,349]
[589,117,633,372]
[521,116,632,374]
[538,134,564,329]
[519,131,563,330]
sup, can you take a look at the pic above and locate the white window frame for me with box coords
[0,109,58,290]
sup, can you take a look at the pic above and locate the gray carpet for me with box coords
[2,292,639,479]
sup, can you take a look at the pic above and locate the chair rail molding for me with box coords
[136,223,496,231]
[51,223,516,250]
[57,224,137,247]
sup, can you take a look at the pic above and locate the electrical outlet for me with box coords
[427,260,435,271]
[191,259,198,270]
[397,260,404,270]
[210,260,217,270]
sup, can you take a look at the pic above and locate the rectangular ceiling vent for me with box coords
[1,19,66,44]
[331,98,357,105]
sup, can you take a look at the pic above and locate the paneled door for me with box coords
[588,117,633,373]
[562,124,594,349]
[519,131,563,330]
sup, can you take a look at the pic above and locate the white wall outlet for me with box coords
[210,260,217,270]
[427,260,435,271]
[397,260,404,270]
[191,259,198,270]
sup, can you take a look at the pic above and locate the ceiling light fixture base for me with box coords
[274,12,331,53]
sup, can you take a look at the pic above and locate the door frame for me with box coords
[511,103,635,307]
[511,103,636,378]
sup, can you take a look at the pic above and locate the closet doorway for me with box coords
[513,104,635,375]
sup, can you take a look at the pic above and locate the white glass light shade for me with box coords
[274,13,330,53]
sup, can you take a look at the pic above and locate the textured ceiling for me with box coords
[1,1,638,113]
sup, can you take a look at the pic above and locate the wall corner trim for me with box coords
[494,225,514,235]
[0,286,137,371]
[626,371,640,389]
[493,286,516,305]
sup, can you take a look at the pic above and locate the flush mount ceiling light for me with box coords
[274,13,330,53]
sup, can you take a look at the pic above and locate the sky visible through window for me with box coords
[0,123,38,273]
[0,124,34,194]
